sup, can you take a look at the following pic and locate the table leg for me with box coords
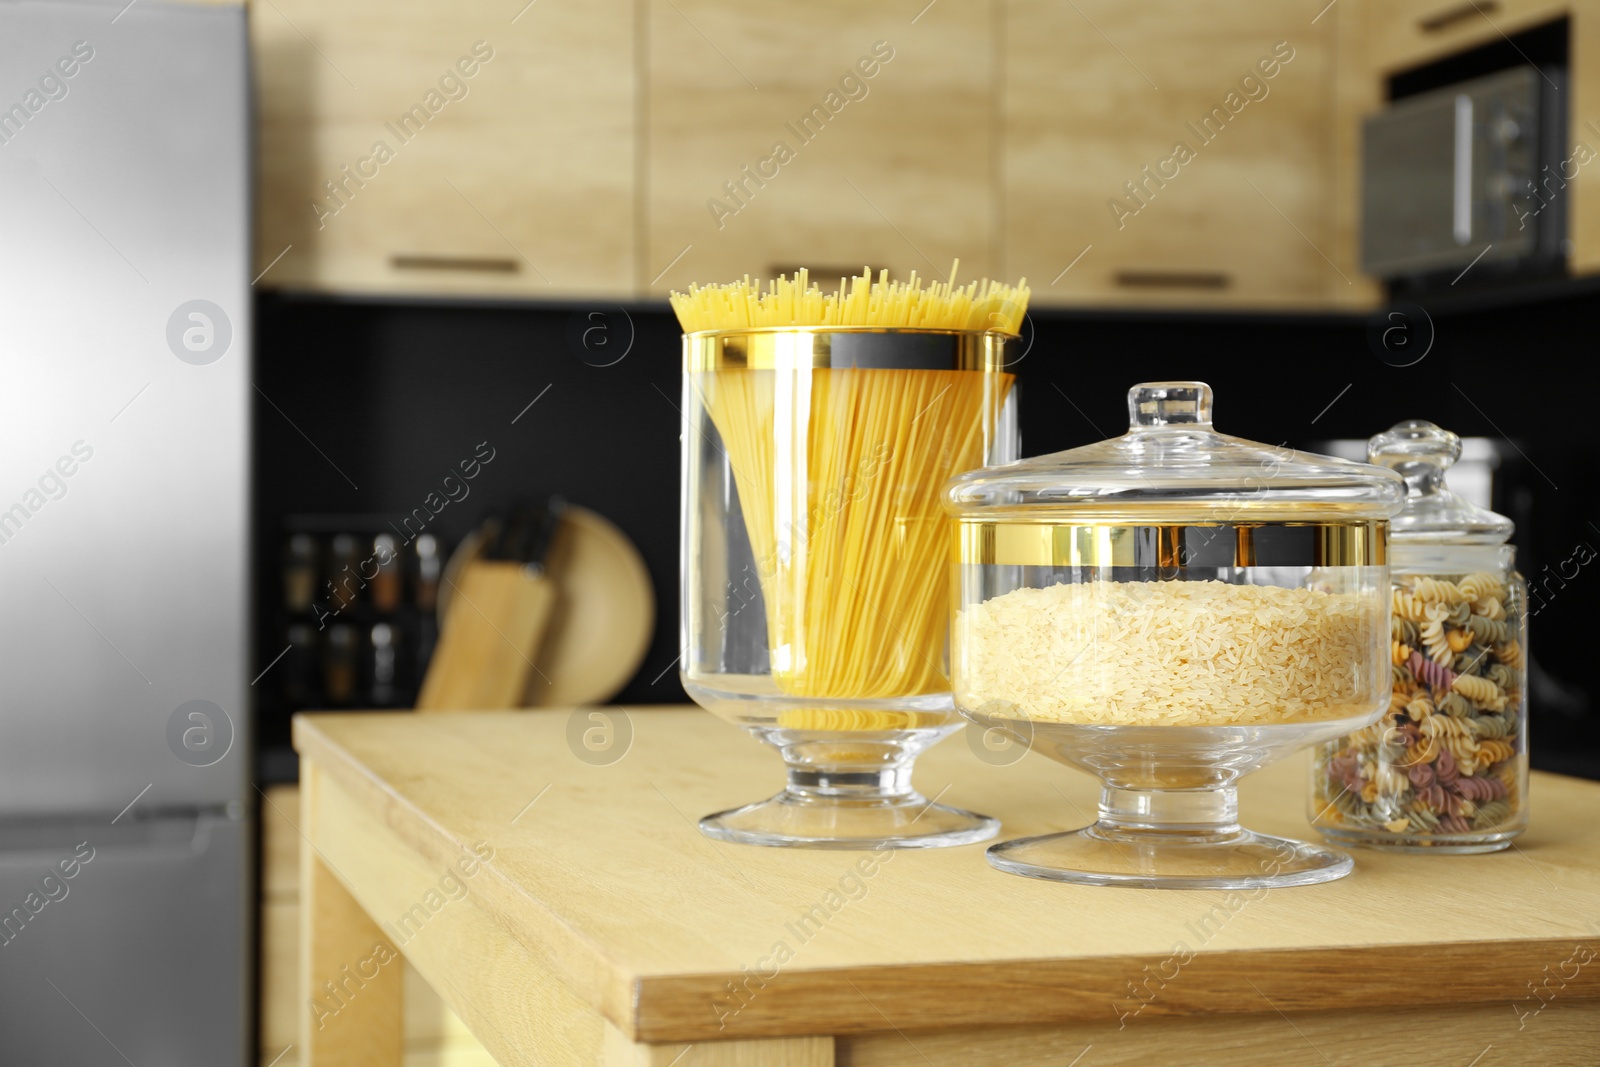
[299,763,403,1066]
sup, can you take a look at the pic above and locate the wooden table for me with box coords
[292,708,1600,1066]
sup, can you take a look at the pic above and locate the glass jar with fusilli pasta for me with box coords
[1310,420,1528,852]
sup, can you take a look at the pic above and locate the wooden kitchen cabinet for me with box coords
[1004,0,1358,309]
[252,0,635,298]
[1365,0,1570,76]
[249,0,1379,309]
[642,0,997,295]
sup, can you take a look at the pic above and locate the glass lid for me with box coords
[944,382,1406,522]
[1367,419,1514,544]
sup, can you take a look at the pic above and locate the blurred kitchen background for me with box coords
[252,0,1597,772]
[3,0,1598,1064]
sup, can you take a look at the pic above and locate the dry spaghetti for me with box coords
[676,267,1024,701]
[670,263,1030,334]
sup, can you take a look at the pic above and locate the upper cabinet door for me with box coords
[644,0,998,295]
[1366,0,1569,75]
[253,0,635,298]
[1005,0,1348,309]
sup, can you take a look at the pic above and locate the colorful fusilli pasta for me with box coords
[1476,739,1516,765]
[1465,614,1509,645]
[1456,573,1500,603]
[1452,673,1508,711]
[1315,569,1525,846]
[1412,577,1468,604]
[1393,591,1444,622]
[1470,713,1516,739]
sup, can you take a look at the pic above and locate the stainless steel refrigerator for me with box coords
[0,1,251,1063]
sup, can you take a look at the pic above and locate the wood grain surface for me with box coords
[1003,0,1341,309]
[300,769,404,1065]
[293,708,1600,1051]
[643,0,997,296]
[252,0,636,298]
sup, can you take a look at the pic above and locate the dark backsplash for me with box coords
[254,290,1596,775]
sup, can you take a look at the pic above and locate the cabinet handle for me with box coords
[1113,270,1231,290]
[769,265,863,283]
[1418,0,1496,33]
[390,254,520,273]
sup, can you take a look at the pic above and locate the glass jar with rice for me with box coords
[945,382,1405,889]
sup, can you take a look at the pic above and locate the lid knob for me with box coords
[1367,419,1461,473]
[1368,419,1513,543]
[1128,382,1213,430]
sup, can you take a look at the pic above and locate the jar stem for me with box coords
[780,740,916,800]
[1095,785,1243,841]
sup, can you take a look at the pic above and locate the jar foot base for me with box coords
[1316,826,1516,854]
[700,791,998,850]
[987,825,1353,890]
[699,726,998,849]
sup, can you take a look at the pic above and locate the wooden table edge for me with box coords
[633,938,1600,1041]
[292,712,1600,1047]
[293,712,652,1040]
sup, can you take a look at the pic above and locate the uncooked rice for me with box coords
[954,579,1377,726]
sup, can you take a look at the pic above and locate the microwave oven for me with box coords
[1361,65,1567,282]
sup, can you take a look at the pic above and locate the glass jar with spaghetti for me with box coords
[945,382,1404,889]
[1311,421,1529,852]
[676,269,1024,848]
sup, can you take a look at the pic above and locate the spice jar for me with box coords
[283,533,318,614]
[944,382,1405,888]
[1312,420,1528,851]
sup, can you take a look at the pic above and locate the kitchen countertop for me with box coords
[292,707,1600,1066]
